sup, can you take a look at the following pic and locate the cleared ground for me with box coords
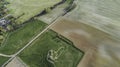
[0,56,9,66]
[19,30,83,67]
[6,57,26,67]
[0,19,47,55]
[50,18,120,67]
[6,0,61,24]
[50,18,102,52]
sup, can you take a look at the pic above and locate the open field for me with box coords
[65,0,120,67]
[0,56,9,66]
[50,18,102,52]
[66,0,120,40]
[0,19,47,55]
[50,18,120,67]
[19,30,83,67]
[6,0,61,24]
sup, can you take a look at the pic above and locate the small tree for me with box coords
[45,7,52,13]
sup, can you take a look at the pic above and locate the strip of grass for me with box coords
[0,19,47,55]
[19,30,83,67]
[0,56,9,66]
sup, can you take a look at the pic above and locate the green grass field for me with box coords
[0,19,47,55]
[19,30,83,67]
[6,0,61,24]
[0,56,9,66]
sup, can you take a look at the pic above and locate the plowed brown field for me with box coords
[50,18,120,67]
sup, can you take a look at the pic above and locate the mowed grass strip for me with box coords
[6,0,61,24]
[0,19,47,55]
[0,56,9,66]
[19,30,83,67]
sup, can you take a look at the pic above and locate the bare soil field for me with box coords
[6,57,27,67]
[50,18,120,67]
[50,18,109,52]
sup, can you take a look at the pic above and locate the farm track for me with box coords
[1,0,76,66]
[2,15,62,67]
[0,53,13,57]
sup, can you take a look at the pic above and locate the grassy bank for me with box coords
[19,30,83,67]
[0,19,47,55]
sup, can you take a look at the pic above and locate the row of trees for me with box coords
[0,0,10,44]
[0,0,9,18]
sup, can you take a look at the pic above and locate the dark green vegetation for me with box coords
[66,0,74,4]
[0,56,9,66]
[0,0,9,18]
[0,0,9,44]
[0,19,47,55]
[19,30,83,67]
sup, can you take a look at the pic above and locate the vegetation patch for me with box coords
[0,56,9,66]
[19,30,83,67]
[0,19,47,55]
[5,0,62,24]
